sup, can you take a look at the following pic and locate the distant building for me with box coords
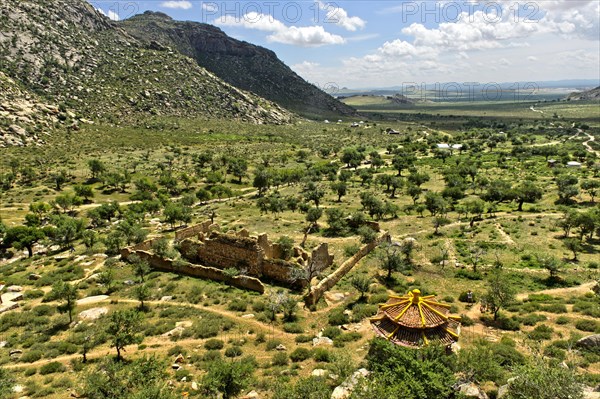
[350,122,359,128]
[547,159,558,167]
[436,143,450,149]
[567,161,582,168]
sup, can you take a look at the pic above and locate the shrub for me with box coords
[227,299,247,312]
[368,293,389,304]
[328,309,349,326]
[20,350,43,363]
[575,319,599,332]
[528,324,554,340]
[496,316,520,331]
[289,347,312,362]
[460,314,475,327]
[266,339,282,351]
[455,269,483,280]
[39,361,66,375]
[295,334,313,343]
[313,348,331,362]
[322,326,342,339]
[204,339,225,350]
[225,346,243,358]
[541,303,568,314]
[283,323,304,334]
[521,313,547,326]
[272,352,289,366]
[202,350,222,362]
[350,304,378,322]
[555,316,571,325]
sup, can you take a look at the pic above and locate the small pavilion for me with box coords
[370,289,461,347]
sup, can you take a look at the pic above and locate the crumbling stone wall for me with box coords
[121,247,264,293]
[174,221,213,241]
[178,224,334,288]
[304,232,391,307]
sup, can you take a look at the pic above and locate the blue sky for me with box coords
[91,1,600,88]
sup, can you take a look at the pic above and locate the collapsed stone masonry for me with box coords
[176,222,334,288]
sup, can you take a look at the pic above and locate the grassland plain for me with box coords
[0,99,599,398]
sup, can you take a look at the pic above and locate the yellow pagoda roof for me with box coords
[370,289,461,348]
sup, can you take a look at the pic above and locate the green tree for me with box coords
[201,358,255,399]
[88,159,106,180]
[74,184,94,202]
[505,357,583,399]
[350,339,456,399]
[274,377,331,399]
[513,181,543,211]
[536,254,562,279]
[253,166,271,196]
[351,274,372,299]
[563,238,582,261]
[330,181,347,202]
[4,226,45,257]
[485,270,515,320]
[106,309,144,361]
[52,281,78,324]
[379,242,405,279]
[162,202,192,229]
[556,174,579,204]
[133,284,151,310]
[581,179,600,203]
[276,236,295,260]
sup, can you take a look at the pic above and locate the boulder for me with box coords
[7,285,23,292]
[78,307,108,321]
[312,369,327,377]
[457,382,489,399]
[28,274,41,280]
[313,336,334,347]
[577,335,600,351]
[241,391,260,399]
[275,344,287,351]
[331,368,369,399]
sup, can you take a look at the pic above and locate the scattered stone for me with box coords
[0,302,19,314]
[311,369,327,377]
[162,326,185,338]
[181,376,187,382]
[13,385,24,393]
[241,390,260,399]
[7,285,23,292]
[275,344,287,351]
[171,363,181,370]
[176,321,193,328]
[331,368,369,399]
[28,273,41,280]
[2,292,23,302]
[242,314,255,319]
[174,354,185,364]
[312,336,333,347]
[78,307,108,321]
[0,341,7,348]
[457,382,489,399]
[123,280,135,286]
[161,296,174,302]
[324,292,346,304]
[191,382,198,391]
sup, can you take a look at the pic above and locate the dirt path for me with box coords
[516,281,596,300]
[583,132,599,156]
[494,223,516,245]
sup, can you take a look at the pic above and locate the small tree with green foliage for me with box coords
[505,357,583,399]
[3,226,44,257]
[351,274,372,299]
[106,309,143,361]
[485,270,515,321]
[201,358,255,399]
[52,281,78,324]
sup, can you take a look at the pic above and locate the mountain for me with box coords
[566,86,600,101]
[0,0,292,146]
[119,11,355,118]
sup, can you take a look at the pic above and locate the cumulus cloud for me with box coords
[318,2,366,31]
[97,8,120,21]
[160,1,193,10]
[216,12,345,47]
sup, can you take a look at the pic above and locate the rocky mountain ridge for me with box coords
[119,11,355,118]
[0,0,293,146]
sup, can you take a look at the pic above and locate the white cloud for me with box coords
[96,8,120,21]
[318,2,366,31]
[160,1,193,10]
[527,56,538,62]
[216,12,345,47]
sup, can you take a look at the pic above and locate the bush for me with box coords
[204,339,225,350]
[455,269,483,280]
[521,313,547,326]
[272,351,289,366]
[575,319,599,332]
[368,293,389,304]
[328,309,349,326]
[283,323,304,334]
[289,347,312,362]
[350,304,378,322]
[167,345,187,357]
[40,361,66,375]
[202,350,222,362]
[227,299,247,312]
[528,325,554,340]
[20,350,43,363]
[295,334,314,343]
[541,303,568,314]
[555,316,571,325]
[496,316,520,331]
[460,314,475,327]
[225,346,243,358]
[266,339,282,351]
[313,348,331,362]
[322,326,342,339]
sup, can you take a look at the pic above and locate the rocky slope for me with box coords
[119,11,355,118]
[0,0,292,146]
[566,86,600,101]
